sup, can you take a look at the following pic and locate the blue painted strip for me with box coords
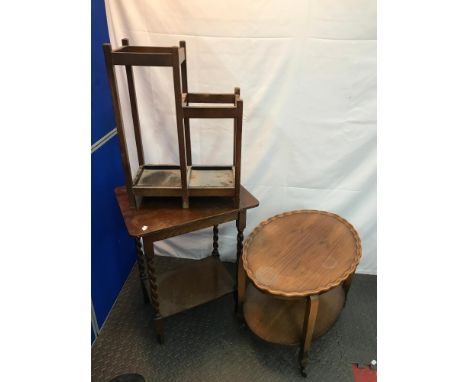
[91,136,135,328]
[92,0,135,339]
[91,0,116,143]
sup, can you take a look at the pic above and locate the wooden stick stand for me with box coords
[103,39,243,209]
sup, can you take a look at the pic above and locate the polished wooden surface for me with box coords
[156,256,234,318]
[240,210,361,375]
[243,210,361,297]
[115,185,259,238]
[243,283,345,346]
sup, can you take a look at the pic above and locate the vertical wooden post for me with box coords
[212,225,219,257]
[342,271,355,307]
[234,88,242,207]
[122,38,144,166]
[135,237,149,304]
[172,46,189,208]
[299,295,319,377]
[102,43,136,208]
[143,237,164,344]
[180,41,192,166]
[233,87,240,165]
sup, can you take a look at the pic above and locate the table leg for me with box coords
[135,237,149,304]
[299,295,319,377]
[212,225,219,257]
[235,211,246,319]
[143,238,164,344]
[343,271,355,308]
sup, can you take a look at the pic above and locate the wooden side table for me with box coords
[115,185,259,343]
[237,210,361,376]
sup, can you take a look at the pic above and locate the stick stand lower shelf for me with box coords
[133,165,235,198]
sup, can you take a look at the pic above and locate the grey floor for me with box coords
[92,263,376,382]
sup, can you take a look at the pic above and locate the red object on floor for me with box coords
[352,364,377,382]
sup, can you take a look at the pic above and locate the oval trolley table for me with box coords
[236,210,361,376]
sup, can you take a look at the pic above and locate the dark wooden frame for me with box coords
[115,185,259,343]
[103,39,243,209]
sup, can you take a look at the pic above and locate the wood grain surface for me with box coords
[156,256,234,318]
[243,210,361,297]
[115,185,259,238]
[243,282,345,346]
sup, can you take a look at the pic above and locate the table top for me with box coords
[115,185,259,238]
[242,210,361,297]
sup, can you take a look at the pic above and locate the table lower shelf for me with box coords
[149,255,234,318]
[243,282,345,346]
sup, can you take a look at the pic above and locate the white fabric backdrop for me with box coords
[105,0,377,274]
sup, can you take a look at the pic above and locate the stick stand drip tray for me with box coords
[132,165,235,198]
